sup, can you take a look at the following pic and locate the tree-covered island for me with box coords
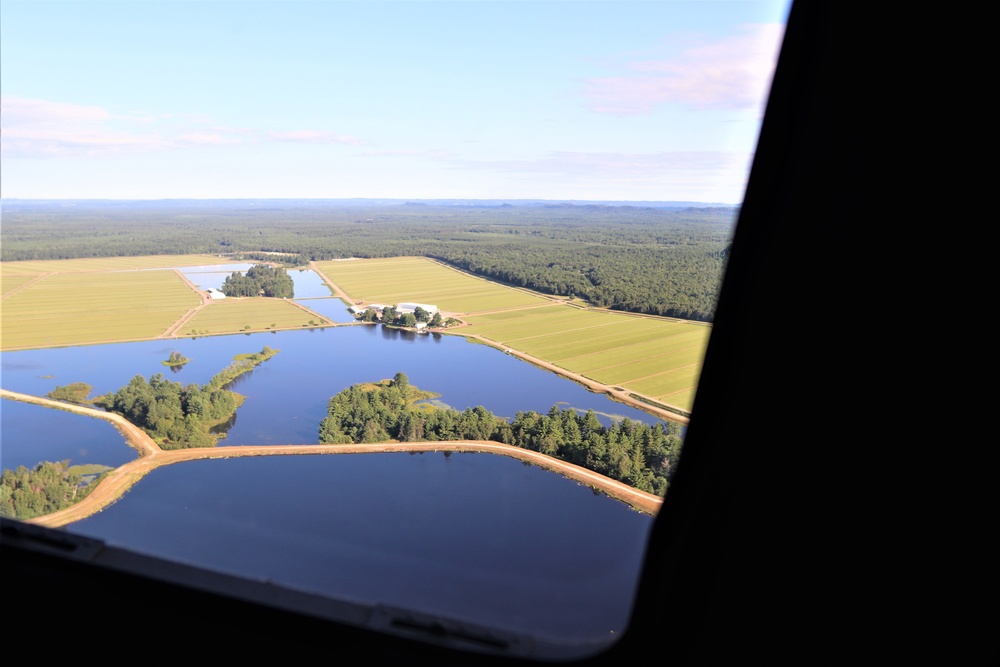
[0,346,281,520]
[162,351,190,368]
[320,372,682,496]
[221,264,294,298]
[95,346,279,449]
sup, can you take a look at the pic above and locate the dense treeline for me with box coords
[0,201,736,322]
[319,373,682,496]
[96,346,279,448]
[221,264,294,298]
[0,461,101,520]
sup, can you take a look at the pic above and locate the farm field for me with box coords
[179,298,330,336]
[314,257,549,313]
[317,256,710,415]
[0,255,318,350]
[1,254,710,415]
[0,254,240,279]
[1,269,202,349]
[462,309,708,414]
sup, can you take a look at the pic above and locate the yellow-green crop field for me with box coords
[315,257,549,312]
[463,309,709,414]
[1,254,711,413]
[179,299,329,336]
[1,254,238,282]
[0,255,318,350]
[0,273,41,294]
[313,256,711,414]
[1,269,202,349]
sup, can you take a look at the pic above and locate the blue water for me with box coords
[0,315,663,653]
[295,297,357,323]
[177,263,255,290]
[0,399,136,471]
[1,326,660,455]
[179,266,334,299]
[287,268,336,298]
[71,452,652,645]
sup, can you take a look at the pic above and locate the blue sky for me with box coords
[1,1,791,203]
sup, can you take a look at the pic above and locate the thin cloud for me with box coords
[582,23,785,116]
[452,150,754,201]
[1,96,366,157]
[1,97,112,125]
[359,148,456,159]
[268,130,365,145]
[1,97,168,157]
[176,131,246,146]
[458,150,749,176]
[1,127,169,157]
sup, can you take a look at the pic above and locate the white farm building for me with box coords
[206,288,226,300]
[396,302,438,315]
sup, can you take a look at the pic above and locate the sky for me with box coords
[1,0,791,203]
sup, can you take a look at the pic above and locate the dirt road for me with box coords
[1,389,663,527]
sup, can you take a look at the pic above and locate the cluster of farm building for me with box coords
[348,302,440,329]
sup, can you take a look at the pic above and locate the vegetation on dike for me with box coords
[319,372,683,496]
[0,460,106,520]
[94,346,279,448]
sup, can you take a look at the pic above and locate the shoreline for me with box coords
[0,389,664,527]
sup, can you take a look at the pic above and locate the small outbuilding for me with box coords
[206,288,227,300]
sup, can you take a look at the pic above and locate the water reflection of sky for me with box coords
[2,322,661,654]
[1,326,667,464]
[1,399,138,470]
[296,298,356,323]
[178,266,335,300]
[70,452,653,653]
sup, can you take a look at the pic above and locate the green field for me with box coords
[1,254,710,414]
[463,310,708,414]
[179,299,329,336]
[1,269,203,349]
[1,254,240,280]
[0,256,319,350]
[316,256,710,414]
[315,257,549,313]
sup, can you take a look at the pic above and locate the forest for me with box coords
[0,200,737,322]
[0,460,101,521]
[320,373,683,496]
